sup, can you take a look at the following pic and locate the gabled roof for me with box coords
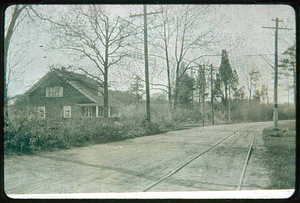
[25,71,55,95]
[25,68,121,106]
[68,80,100,104]
[55,69,101,89]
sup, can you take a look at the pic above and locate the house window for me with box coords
[46,87,63,97]
[37,107,46,118]
[63,106,71,118]
[84,106,93,117]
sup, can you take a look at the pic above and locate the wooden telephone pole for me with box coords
[202,64,206,126]
[228,84,231,123]
[130,6,162,124]
[210,64,214,125]
[262,18,292,130]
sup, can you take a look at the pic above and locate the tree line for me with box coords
[5,5,296,125]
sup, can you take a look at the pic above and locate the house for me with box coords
[25,68,121,120]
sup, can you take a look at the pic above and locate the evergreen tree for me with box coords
[128,76,144,108]
[215,49,235,108]
[177,73,195,106]
[219,49,233,108]
[219,49,233,107]
[233,86,245,100]
[213,73,223,100]
[230,69,239,92]
[215,49,240,119]
[252,90,261,102]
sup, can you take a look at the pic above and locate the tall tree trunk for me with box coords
[173,64,180,111]
[165,40,172,110]
[166,61,172,110]
[103,71,109,117]
[104,21,109,118]
[293,63,296,106]
[173,79,179,110]
[199,88,201,108]
[4,5,27,119]
[162,15,172,111]
[224,83,228,108]
[167,78,172,111]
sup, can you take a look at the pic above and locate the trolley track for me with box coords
[5,121,275,194]
[142,131,258,192]
[238,132,256,190]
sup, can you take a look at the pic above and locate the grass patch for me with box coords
[262,120,296,189]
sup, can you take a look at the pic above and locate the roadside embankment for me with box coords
[262,120,296,189]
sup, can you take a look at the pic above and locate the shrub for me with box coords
[5,108,160,155]
[4,111,67,153]
[5,113,119,154]
[119,103,172,136]
[229,100,294,123]
[278,104,295,120]
[171,105,202,124]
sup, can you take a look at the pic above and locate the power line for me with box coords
[129,10,163,18]
[129,5,162,124]
[262,17,292,130]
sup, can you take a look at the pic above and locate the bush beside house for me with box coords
[4,105,168,154]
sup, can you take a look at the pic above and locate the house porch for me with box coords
[77,103,121,118]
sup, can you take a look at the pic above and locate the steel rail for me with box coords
[238,132,257,190]
[142,132,236,192]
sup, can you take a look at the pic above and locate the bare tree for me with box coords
[4,5,28,118]
[48,5,136,117]
[260,84,269,104]
[150,6,175,109]
[6,43,35,97]
[149,5,218,111]
[238,56,260,102]
[249,69,261,100]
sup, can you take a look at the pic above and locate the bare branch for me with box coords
[28,5,66,27]
[150,87,168,94]
[76,67,104,84]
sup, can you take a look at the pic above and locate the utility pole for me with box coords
[143,5,151,124]
[288,84,290,106]
[202,64,205,126]
[262,18,292,130]
[210,64,214,125]
[130,6,162,125]
[267,70,269,105]
[228,85,231,123]
[190,68,194,104]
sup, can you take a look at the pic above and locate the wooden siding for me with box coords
[28,73,94,120]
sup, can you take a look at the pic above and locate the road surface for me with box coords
[4,121,279,195]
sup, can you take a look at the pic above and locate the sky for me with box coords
[5,4,296,104]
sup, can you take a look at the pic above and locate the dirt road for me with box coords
[4,121,291,195]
